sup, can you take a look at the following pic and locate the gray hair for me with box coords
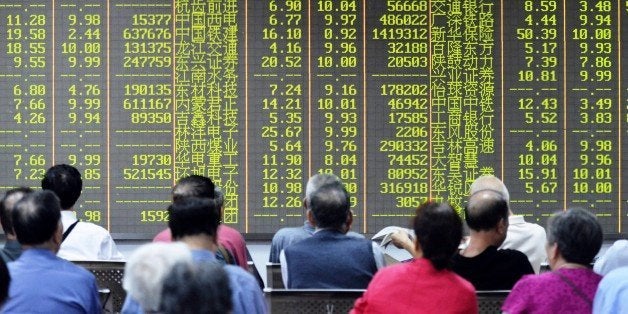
[123,242,193,312]
[304,173,342,207]
[469,175,510,202]
[547,208,602,265]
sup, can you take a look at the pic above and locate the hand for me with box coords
[390,230,413,250]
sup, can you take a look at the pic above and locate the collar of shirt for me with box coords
[60,211,79,232]
[509,215,526,225]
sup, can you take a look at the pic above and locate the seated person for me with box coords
[0,187,33,262]
[160,261,232,314]
[593,266,628,313]
[281,181,384,288]
[42,164,123,260]
[452,190,533,290]
[502,208,603,314]
[470,175,547,274]
[351,202,477,313]
[3,190,100,313]
[153,175,247,269]
[121,242,193,313]
[269,173,364,264]
[593,239,628,275]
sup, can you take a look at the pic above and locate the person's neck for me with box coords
[460,232,495,257]
[552,258,588,271]
[22,241,57,253]
[179,235,218,252]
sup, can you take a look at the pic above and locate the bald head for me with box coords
[465,190,509,232]
[469,175,510,202]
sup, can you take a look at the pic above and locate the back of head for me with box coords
[41,164,82,210]
[160,261,232,314]
[464,189,509,231]
[123,242,192,312]
[0,187,33,235]
[12,190,61,246]
[172,175,215,202]
[305,173,342,207]
[309,182,350,229]
[414,202,463,270]
[469,175,510,202]
[168,197,220,239]
[214,186,224,208]
[547,208,602,265]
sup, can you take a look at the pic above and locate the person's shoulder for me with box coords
[272,226,305,239]
[219,224,244,238]
[77,221,113,235]
[497,247,530,260]
[224,264,261,288]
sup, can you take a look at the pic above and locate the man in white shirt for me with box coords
[470,175,546,273]
[42,164,123,261]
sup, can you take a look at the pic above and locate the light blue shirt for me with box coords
[3,249,100,314]
[191,250,267,314]
[122,249,267,314]
[593,266,628,314]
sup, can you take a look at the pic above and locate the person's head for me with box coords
[160,261,232,314]
[41,164,82,210]
[546,208,602,267]
[214,186,224,209]
[168,197,221,241]
[307,182,351,230]
[123,242,192,312]
[0,187,34,237]
[12,190,62,248]
[464,190,509,245]
[414,201,463,270]
[304,173,342,208]
[469,175,510,203]
[172,175,215,202]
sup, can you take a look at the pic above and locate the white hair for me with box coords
[122,242,192,312]
[469,175,510,202]
[304,173,342,207]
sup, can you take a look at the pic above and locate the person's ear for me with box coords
[497,218,508,235]
[306,209,316,226]
[546,242,558,264]
[53,222,63,247]
[343,210,353,233]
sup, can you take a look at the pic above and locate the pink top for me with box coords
[502,268,602,314]
[153,225,248,269]
[351,258,477,314]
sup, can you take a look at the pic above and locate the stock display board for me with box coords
[0,0,627,238]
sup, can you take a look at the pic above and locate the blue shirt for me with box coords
[593,266,628,314]
[191,249,267,314]
[3,249,100,314]
[122,249,267,314]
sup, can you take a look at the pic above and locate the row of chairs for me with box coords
[75,261,509,314]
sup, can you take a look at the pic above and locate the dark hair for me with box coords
[168,197,220,240]
[464,189,508,231]
[160,261,232,314]
[0,259,9,306]
[309,182,350,229]
[0,187,33,236]
[41,164,82,210]
[172,175,215,202]
[414,202,463,270]
[12,190,61,245]
[547,208,602,265]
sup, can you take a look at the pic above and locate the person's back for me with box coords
[351,202,477,314]
[452,190,533,290]
[281,182,381,289]
[4,190,100,313]
[284,229,377,288]
[42,164,123,261]
[593,266,628,313]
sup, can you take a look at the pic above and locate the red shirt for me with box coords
[351,258,477,314]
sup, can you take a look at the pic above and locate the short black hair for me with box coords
[464,189,508,231]
[168,197,220,240]
[160,261,232,314]
[547,208,602,265]
[414,201,463,270]
[172,175,215,202]
[41,164,82,210]
[0,187,33,236]
[309,182,350,229]
[12,190,61,245]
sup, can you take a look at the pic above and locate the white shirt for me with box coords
[500,215,547,274]
[58,211,124,261]
[594,239,628,275]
